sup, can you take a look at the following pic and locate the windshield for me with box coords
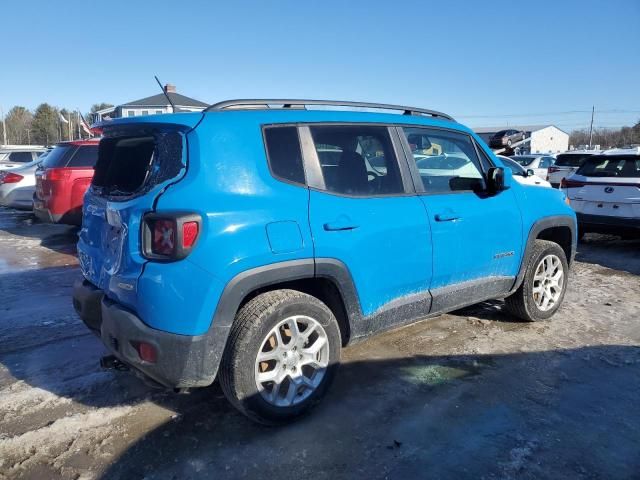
[511,156,535,166]
[577,156,640,178]
[555,153,592,167]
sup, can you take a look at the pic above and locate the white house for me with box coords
[92,84,208,123]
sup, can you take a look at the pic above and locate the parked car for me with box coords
[0,158,44,209]
[72,100,576,424]
[561,147,640,238]
[510,154,555,179]
[547,150,600,188]
[0,146,48,170]
[488,129,526,148]
[33,139,99,224]
[497,155,551,187]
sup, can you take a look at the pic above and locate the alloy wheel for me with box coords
[254,315,330,407]
[532,254,564,311]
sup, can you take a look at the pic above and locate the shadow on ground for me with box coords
[0,206,78,256]
[576,234,640,276]
[97,345,640,480]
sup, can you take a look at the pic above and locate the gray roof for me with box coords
[121,92,208,108]
[473,125,568,135]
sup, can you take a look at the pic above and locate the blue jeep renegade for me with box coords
[73,99,576,424]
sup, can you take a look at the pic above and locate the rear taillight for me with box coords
[44,168,72,181]
[142,213,201,261]
[0,172,23,184]
[548,166,560,174]
[561,178,586,189]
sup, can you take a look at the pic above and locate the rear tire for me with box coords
[219,289,341,425]
[505,240,569,321]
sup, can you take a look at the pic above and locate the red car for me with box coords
[34,139,99,225]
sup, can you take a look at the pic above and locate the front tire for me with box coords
[219,289,341,425]
[505,240,569,321]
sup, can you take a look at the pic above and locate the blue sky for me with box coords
[2,0,639,131]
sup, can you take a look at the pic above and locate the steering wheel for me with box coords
[367,170,381,181]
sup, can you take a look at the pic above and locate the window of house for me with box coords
[156,110,163,115]
[309,125,404,196]
[141,110,149,116]
[264,126,305,185]
[127,111,135,117]
[402,127,486,193]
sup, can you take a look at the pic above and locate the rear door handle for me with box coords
[323,216,359,231]
[434,212,460,222]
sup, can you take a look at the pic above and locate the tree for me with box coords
[87,102,114,124]
[569,121,640,149]
[90,102,114,113]
[5,106,33,144]
[31,103,60,146]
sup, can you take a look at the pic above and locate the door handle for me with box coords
[323,216,359,231]
[434,212,460,222]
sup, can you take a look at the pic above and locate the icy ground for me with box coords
[0,208,639,479]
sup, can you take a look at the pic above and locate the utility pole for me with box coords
[588,105,595,149]
[0,106,7,146]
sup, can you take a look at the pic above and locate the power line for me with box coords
[457,109,640,118]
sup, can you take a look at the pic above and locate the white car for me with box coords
[547,150,601,188]
[497,155,551,187]
[561,147,640,238]
[0,146,47,170]
[510,154,555,179]
[0,159,43,209]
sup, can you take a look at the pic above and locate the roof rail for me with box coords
[205,99,455,121]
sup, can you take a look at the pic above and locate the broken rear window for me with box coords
[92,132,183,198]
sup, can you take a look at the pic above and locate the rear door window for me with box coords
[42,145,77,168]
[67,145,99,167]
[264,126,305,185]
[309,125,405,196]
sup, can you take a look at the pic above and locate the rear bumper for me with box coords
[72,278,229,388]
[0,186,34,209]
[577,212,640,234]
[33,199,80,224]
[33,204,61,223]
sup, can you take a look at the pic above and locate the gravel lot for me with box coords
[0,207,639,480]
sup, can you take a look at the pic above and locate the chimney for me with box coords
[164,84,176,94]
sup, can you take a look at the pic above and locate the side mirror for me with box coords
[526,168,535,177]
[487,167,509,193]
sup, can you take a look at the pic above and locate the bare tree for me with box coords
[5,106,33,144]
[570,120,640,149]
